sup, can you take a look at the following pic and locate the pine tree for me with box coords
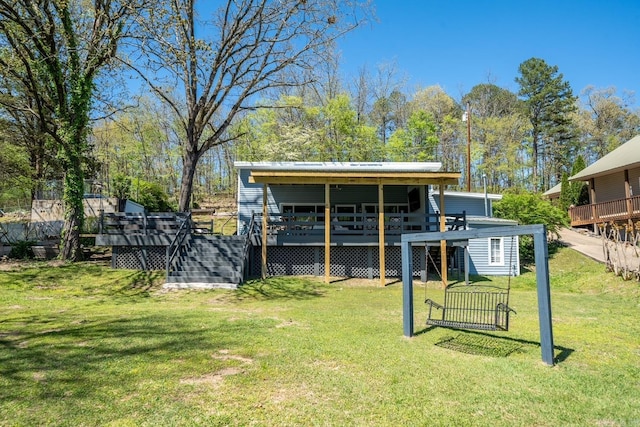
[516,58,577,192]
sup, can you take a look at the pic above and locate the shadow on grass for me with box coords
[117,270,163,297]
[414,326,574,364]
[235,276,327,301]
[0,312,259,402]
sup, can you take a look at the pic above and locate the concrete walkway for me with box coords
[558,227,606,263]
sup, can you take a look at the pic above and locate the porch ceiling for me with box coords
[248,170,461,186]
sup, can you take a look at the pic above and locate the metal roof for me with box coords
[235,161,461,186]
[466,216,518,225]
[570,135,640,181]
[234,161,443,173]
[436,190,503,201]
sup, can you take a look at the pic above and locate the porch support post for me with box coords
[261,183,268,280]
[624,169,633,226]
[401,238,413,337]
[378,183,386,286]
[325,183,331,283]
[439,182,448,287]
[534,225,555,365]
[590,178,598,234]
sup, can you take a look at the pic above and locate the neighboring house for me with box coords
[542,183,561,201]
[568,135,640,230]
[236,161,519,282]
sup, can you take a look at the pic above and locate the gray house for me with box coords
[236,161,519,284]
[428,190,519,277]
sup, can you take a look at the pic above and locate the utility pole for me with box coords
[463,101,471,192]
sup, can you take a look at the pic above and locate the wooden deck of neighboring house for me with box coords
[569,195,640,227]
[566,135,640,230]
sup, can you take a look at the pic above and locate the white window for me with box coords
[280,204,324,223]
[489,237,504,266]
[361,203,408,214]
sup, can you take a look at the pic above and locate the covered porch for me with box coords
[238,162,461,285]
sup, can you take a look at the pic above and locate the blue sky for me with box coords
[337,0,640,106]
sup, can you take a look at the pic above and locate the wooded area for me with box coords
[1,1,639,260]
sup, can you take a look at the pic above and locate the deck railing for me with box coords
[256,211,466,242]
[569,196,640,226]
[99,212,191,235]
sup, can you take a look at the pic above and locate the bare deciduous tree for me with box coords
[128,0,371,211]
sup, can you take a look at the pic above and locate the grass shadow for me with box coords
[235,276,326,301]
[435,333,524,357]
[415,326,574,364]
[0,313,248,400]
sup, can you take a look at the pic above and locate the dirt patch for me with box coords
[0,259,67,271]
[212,349,254,364]
[275,319,305,329]
[0,260,25,271]
[180,367,244,387]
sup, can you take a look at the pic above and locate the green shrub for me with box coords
[494,192,569,264]
[130,179,173,212]
[8,240,36,259]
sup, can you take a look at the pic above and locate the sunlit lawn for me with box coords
[0,247,639,426]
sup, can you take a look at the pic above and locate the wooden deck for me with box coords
[569,196,640,227]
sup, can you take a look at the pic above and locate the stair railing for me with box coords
[165,212,192,280]
[220,212,237,235]
[241,213,258,280]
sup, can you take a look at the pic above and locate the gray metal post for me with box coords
[401,239,414,337]
[464,245,470,285]
[534,227,555,365]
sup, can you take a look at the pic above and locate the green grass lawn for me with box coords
[0,247,639,426]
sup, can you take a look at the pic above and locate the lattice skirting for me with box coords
[251,246,426,279]
[112,246,166,270]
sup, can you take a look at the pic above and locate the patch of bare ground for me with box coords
[267,383,318,406]
[180,350,253,387]
[275,319,305,328]
[212,349,254,364]
[180,367,244,387]
[0,259,65,271]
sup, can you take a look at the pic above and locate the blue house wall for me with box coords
[428,191,499,217]
[427,191,519,276]
[465,219,520,276]
[237,168,424,228]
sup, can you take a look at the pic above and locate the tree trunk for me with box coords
[59,146,84,261]
[178,149,200,212]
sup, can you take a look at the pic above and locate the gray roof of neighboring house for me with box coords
[437,190,503,201]
[543,182,562,198]
[466,216,518,226]
[570,135,640,181]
